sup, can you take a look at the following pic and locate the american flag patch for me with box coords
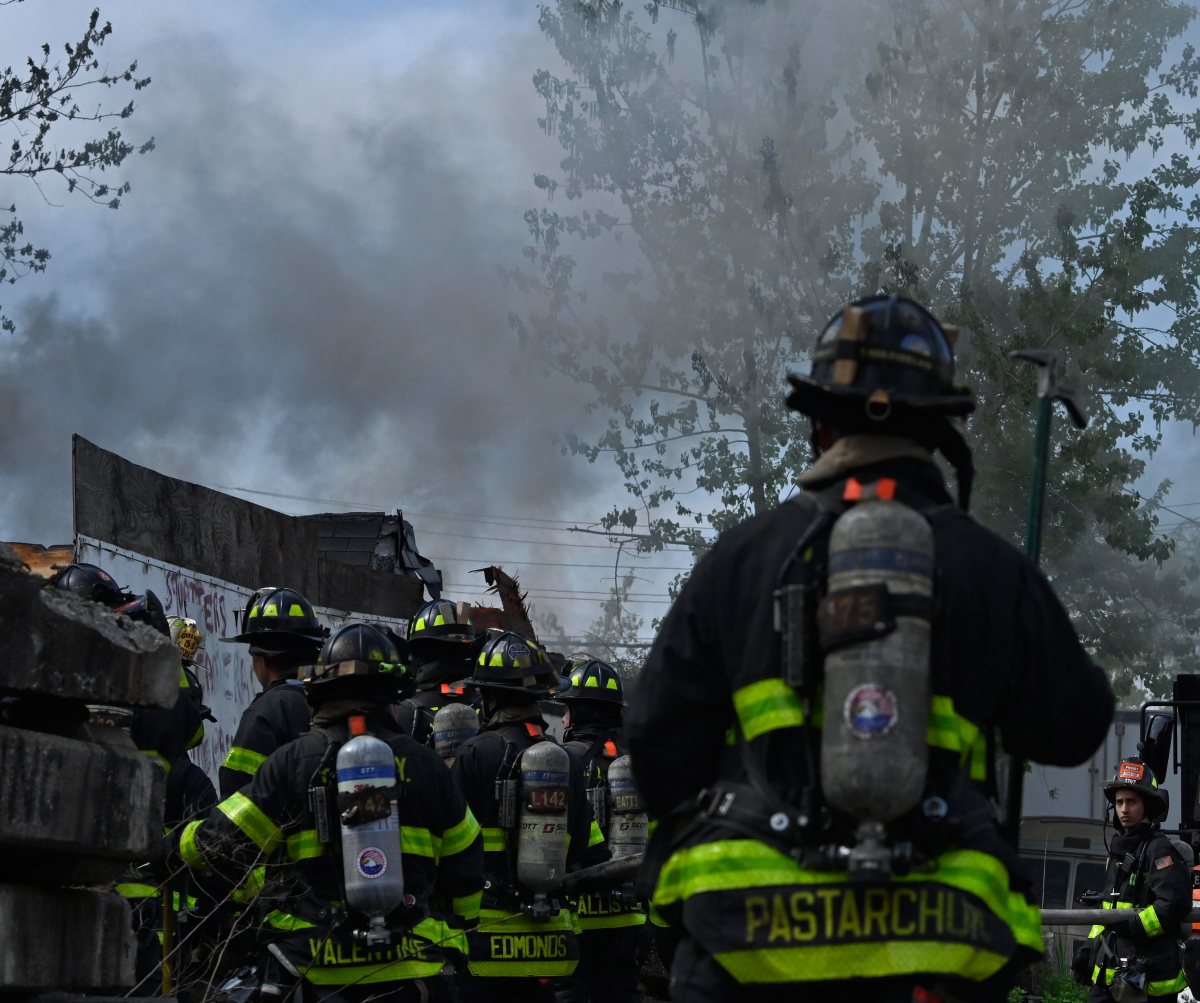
[1156,855,1175,870]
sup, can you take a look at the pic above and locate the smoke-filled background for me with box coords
[0,1,676,642]
[3,1,1200,681]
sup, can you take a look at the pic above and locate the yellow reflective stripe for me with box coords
[441,809,481,858]
[1139,904,1163,937]
[578,911,647,930]
[179,820,207,870]
[469,959,578,977]
[730,684,986,780]
[715,943,1009,984]
[928,696,986,780]
[732,679,805,741]
[179,666,190,687]
[476,906,578,934]
[300,960,444,984]
[115,882,158,899]
[171,891,197,911]
[414,915,468,956]
[231,865,267,905]
[482,827,507,852]
[588,819,605,847]
[402,826,437,858]
[222,745,267,776]
[264,909,316,931]
[1095,965,1189,994]
[655,839,1042,953]
[217,792,282,853]
[452,890,483,920]
[1148,970,1188,994]
[287,829,325,861]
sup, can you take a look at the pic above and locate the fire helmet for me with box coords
[786,295,974,423]
[114,590,171,637]
[560,660,625,707]
[53,562,128,607]
[1103,757,1168,824]
[408,598,475,649]
[469,631,543,693]
[169,616,204,664]
[221,587,326,656]
[299,622,411,701]
[786,295,977,506]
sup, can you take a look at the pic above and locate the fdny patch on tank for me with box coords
[844,684,897,738]
[356,847,387,879]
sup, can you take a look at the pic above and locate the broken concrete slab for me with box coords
[0,885,134,992]
[0,726,164,879]
[0,552,178,708]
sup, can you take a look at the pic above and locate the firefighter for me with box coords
[397,598,478,746]
[449,631,604,1002]
[556,660,645,1003]
[1080,758,1189,1001]
[217,586,326,798]
[51,561,128,606]
[178,622,484,1002]
[625,295,1115,1002]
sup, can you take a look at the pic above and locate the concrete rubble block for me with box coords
[0,544,178,709]
[0,885,134,993]
[5,997,173,1003]
[0,726,165,882]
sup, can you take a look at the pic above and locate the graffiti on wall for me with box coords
[76,536,406,784]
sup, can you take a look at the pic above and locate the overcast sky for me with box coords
[2,1,1199,644]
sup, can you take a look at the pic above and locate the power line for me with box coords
[415,527,692,550]
[444,581,671,599]
[435,556,694,571]
[208,482,711,545]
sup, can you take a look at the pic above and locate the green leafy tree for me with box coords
[511,0,1200,695]
[579,570,646,678]
[1,5,153,332]
[851,0,1200,698]
[509,1,880,554]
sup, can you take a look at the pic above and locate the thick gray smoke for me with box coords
[0,4,624,632]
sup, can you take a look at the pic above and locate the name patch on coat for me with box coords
[743,885,1002,948]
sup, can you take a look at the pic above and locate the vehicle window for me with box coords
[1021,857,1070,909]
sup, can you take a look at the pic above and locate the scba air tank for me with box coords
[517,741,571,893]
[431,703,479,766]
[337,716,405,939]
[820,497,933,824]
[605,755,647,859]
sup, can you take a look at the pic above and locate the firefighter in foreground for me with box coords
[626,295,1115,1002]
[179,622,484,1001]
[397,598,478,746]
[217,586,325,798]
[557,659,646,1003]
[449,631,603,1002]
[1080,758,1189,1000]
